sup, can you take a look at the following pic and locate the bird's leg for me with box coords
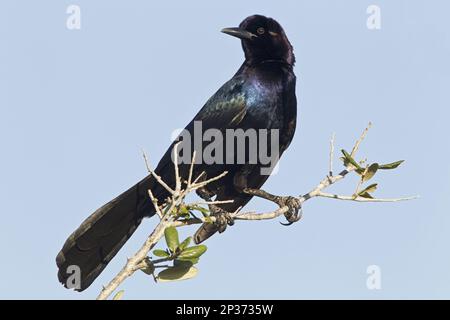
[243,188,302,225]
[196,187,234,233]
[233,169,302,225]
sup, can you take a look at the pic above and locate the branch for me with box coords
[96,212,175,300]
[329,132,335,176]
[97,144,198,300]
[97,123,416,299]
[317,192,418,202]
[351,122,371,157]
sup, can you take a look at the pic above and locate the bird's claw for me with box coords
[210,206,235,233]
[276,196,302,226]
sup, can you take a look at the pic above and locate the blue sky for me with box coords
[1,0,449,299]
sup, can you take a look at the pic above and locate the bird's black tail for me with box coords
[56,176,163,291]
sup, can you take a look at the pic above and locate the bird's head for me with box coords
[222,15,295,66]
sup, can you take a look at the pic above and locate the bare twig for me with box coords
[351,122,372,157]
[189,200,234,206]
[329,132,335,177]
[142,150,174,194]
[148,189,163,219]
[234,207,289,221]
[173,143,181,193]
[187,151,196,186]
[317,192,418,202]
[190,171,228,191]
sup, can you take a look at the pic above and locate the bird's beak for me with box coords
[221,27,257,40]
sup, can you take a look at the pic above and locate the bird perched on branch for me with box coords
[57,14,299,291]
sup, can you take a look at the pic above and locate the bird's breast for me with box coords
[243,77,285,129]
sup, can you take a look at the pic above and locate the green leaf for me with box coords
[178,245,207,260]
[341,150,362,169]
[174,258,199,267]
[196,206,210,216]
[178,205,190,215]
[153,249,170,258]
[340,156,350,167]
[358,192,374,199]
[164,227,179,253]
[189,205,209,216]
[177,207,191,219]
[362,163,379,182]
[157,266,198,282]
[112,290,125,300]
[178,237,192,252]
[379,160,404,170]
[358,183,378,195]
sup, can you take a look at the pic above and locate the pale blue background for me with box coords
[0,0,448,299]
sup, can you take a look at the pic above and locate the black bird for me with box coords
[56,14,299,291]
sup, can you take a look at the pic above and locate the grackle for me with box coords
[56,14,299,291]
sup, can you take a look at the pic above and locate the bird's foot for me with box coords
[243,188,302,226]
[196,186,234,233]
[274,196,302,226]
[209,205,235,233]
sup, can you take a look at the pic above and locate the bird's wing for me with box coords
[152,76,248,184]
[192,75,247,129]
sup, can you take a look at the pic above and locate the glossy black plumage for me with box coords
[56,14,297,291]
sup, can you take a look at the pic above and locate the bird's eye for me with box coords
[256,27,265,35]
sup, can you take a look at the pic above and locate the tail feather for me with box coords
[56,177,163,291]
